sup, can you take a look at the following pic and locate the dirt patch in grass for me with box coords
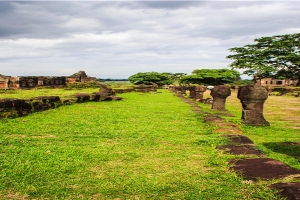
[230,158,300,181]
[0,193,29,200]
[270,182,300,200]
[217,145,265,156]
[223,134,255,145]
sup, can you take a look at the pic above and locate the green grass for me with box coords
[0,89,288,199]
[201,90,300,170]
[0,88,100,99]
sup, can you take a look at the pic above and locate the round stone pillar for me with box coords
[210,85,231,110]
[195,85,206,101]
[180,86,187,95]
[188,86,196,99]
[267,86,274,95]
[237,85,270,126]
[234,86,239,93]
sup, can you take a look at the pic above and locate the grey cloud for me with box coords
[1,1,300,78]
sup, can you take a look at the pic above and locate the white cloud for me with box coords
[0,1,300,78]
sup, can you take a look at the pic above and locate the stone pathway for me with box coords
[174,93,300,200]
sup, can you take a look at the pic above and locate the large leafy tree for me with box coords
[227,33,300,84]
[128,72,174,86]
[180,69,240,85]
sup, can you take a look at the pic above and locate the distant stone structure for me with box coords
[0,71,96,89]
[237,85,270,126]
[187,86,196,99]
[256,78,298,86]
[195,85,206,101]
[0,75,10,89]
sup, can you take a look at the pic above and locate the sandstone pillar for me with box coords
[210,85,231,110]
[238,85,269,126]
[180,86,186,95]
[195,85,206,101]
[267,86,274,95]
[188,86,196,99]
[234,86,239,93]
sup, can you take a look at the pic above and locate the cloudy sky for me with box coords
[1,1,300,79]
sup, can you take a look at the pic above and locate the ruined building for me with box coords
[256,78,298,87]
[0,71,97,89]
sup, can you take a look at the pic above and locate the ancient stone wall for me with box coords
[0,91,122,119]
[0,71,97,89]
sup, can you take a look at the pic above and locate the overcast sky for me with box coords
[1,1,300,78]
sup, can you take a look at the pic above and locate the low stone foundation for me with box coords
[0,92,122,119]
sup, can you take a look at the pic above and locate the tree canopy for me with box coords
[128,72,175,86]
[180,69,240,85]
[227,33,300,84]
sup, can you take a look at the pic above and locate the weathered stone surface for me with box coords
[238,85,269,126]
[234,86,239,92]
[73,94,90,102]
[217,145,265,155]
[223,134,255,145]
[187,86,196,99]
[195,85,206,101]
[230,158,300,180]
[199,98,213,104]
[270,182,300,200]
[204,114,223,122]
[210,85,231,110]
[179,86,187,95]
[133,84,155,93]
[99,87,115,96]
[267,86,274,95]
[0,90,122,118]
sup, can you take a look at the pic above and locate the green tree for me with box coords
[180,69,240,85]
[227,33,300,84]
[128,72,174,86]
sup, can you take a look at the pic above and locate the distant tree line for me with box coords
[127,69,248,86]
[97,78,128,82]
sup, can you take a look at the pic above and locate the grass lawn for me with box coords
[0,89,296,199]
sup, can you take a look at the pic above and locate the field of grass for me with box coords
[0,88,298,199]
[0,88,101,99]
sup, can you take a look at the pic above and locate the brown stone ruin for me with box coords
[0,75,10,89]
[210,85,231,110]
[133,84,157,93]
[0,91,123,118]
[0,81,123,118]
[0,71,97,89]
[267,86,274,95]
[234,86,239,92]
[187,86,196,98]
[237,85,270,126]
[195,85,206,101]
[178,86,185,95]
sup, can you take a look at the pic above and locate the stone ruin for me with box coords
[195,85,206,101]
[210,85,231,110]
[234,86,239,93]
[187,86,196,99]
[0,83,123,119]
[0,71,97,89]
[133,84,157,92]
[237,85,269,126]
